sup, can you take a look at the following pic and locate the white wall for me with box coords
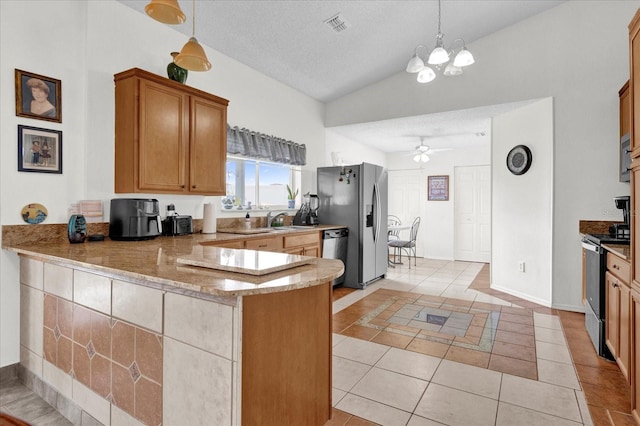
[0,1,325,367]
[324,129,387,169]
[325,1,636,310]
[492,99,554,306]
[386,144,491,260]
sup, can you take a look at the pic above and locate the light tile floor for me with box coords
[1,258,630,426]
[328,258,595,426]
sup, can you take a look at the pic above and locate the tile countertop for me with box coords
[3,229,345,298]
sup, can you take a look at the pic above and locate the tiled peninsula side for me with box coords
[19,256,241,425]
[9,234,343,426]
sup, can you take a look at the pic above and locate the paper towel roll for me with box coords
[202,203,217,234]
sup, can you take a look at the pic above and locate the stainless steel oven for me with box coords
[582,233,629,360]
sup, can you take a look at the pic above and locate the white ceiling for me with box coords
[117,0,565,153]
[328,100,538,153]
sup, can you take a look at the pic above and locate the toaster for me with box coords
[162,215,193,236]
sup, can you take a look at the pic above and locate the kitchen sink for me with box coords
[269,225,316,232]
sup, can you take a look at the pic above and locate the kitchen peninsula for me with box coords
[3,230,343,426]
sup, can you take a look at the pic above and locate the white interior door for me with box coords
[388,170,425,257]
[454,165,491,262]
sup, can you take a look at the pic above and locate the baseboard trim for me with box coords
[491,284,551,307]
[0,363,19,383]
[17,364,103,426]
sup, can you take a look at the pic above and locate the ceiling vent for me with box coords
[324,13,351,33]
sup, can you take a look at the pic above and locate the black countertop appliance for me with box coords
[293,193,319,226]
[109,198,161,241]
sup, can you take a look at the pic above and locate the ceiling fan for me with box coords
[408,136,452,162]
[404,132,486,162]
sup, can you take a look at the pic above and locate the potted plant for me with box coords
[287,184,298,209]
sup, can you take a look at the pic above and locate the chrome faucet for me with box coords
[267,211,288,228]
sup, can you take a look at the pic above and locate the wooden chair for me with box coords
[388,217,420,268]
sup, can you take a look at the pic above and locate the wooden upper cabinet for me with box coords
[621,81,630,138]
[630,10,640,156]
[114,68,229,195]
[190,96,227,194]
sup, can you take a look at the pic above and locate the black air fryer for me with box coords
[109,198,161,240]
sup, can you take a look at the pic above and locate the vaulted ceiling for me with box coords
[118,1,565,153]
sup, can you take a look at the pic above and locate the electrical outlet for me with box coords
[518,261,525,272]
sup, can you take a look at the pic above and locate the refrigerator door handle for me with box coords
[373,182,381,242]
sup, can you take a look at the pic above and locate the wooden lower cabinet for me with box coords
[245,236,283,252]
[606,271,621,360]
[619,283,631,381]
[203,231,321,257]
[242,283,332,425]
[605,252,632,383]
[632,287,640,423]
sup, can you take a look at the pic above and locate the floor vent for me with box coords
[324,13,351,33]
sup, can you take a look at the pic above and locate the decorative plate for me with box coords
[506,145,532,175]
[21,203,48,224]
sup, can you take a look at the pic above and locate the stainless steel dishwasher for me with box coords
[322,228,348,286]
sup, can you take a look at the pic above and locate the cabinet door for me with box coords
[633,160,640,287]
[303,245,320,257]
[606,271,620,358]
[189,96,227,195]
[632,289,640,423]
[245,236,283,252]
[622,81,631,138]
[138,80,189,192]
[631,10,640,154]
[619,283,631,382]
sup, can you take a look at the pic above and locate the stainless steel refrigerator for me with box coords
[317,163,388,289]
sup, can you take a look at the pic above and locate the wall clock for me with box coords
[506,145,532,175]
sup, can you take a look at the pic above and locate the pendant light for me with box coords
[174,0,211,72]
[405,0,474,83]
[145,0,186,25]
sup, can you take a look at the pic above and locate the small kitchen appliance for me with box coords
[611,196,630,239]
[162,204,193,236]
[109,198,161,241]
[292,193,319,226]
[162,215,193,236]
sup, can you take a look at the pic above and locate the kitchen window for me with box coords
[226,156,301,208]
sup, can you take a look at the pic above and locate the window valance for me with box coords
[227,124,306,166]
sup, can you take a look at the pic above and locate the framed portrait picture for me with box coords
[18,125,62,174]
[15,69,61,123]
[428,175,449,201]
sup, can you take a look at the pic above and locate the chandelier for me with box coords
[405,0,474,83]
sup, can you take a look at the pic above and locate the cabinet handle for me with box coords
[613,264,620,270]
[192,185,196,189]
[181,185,185,188]
[259,244,267,248]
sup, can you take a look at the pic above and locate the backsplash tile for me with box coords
[135,328,162,384]
[44,292,163,426]
[20,257,44,290]
[43,263,73,300]
[73,270,111,315]
[21,284,43,356]
[112,279,163,334]
[111,321,135,367]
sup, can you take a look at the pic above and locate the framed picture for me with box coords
[428,175,449,201]
[18,125,62,174]
[15,69,61,123]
